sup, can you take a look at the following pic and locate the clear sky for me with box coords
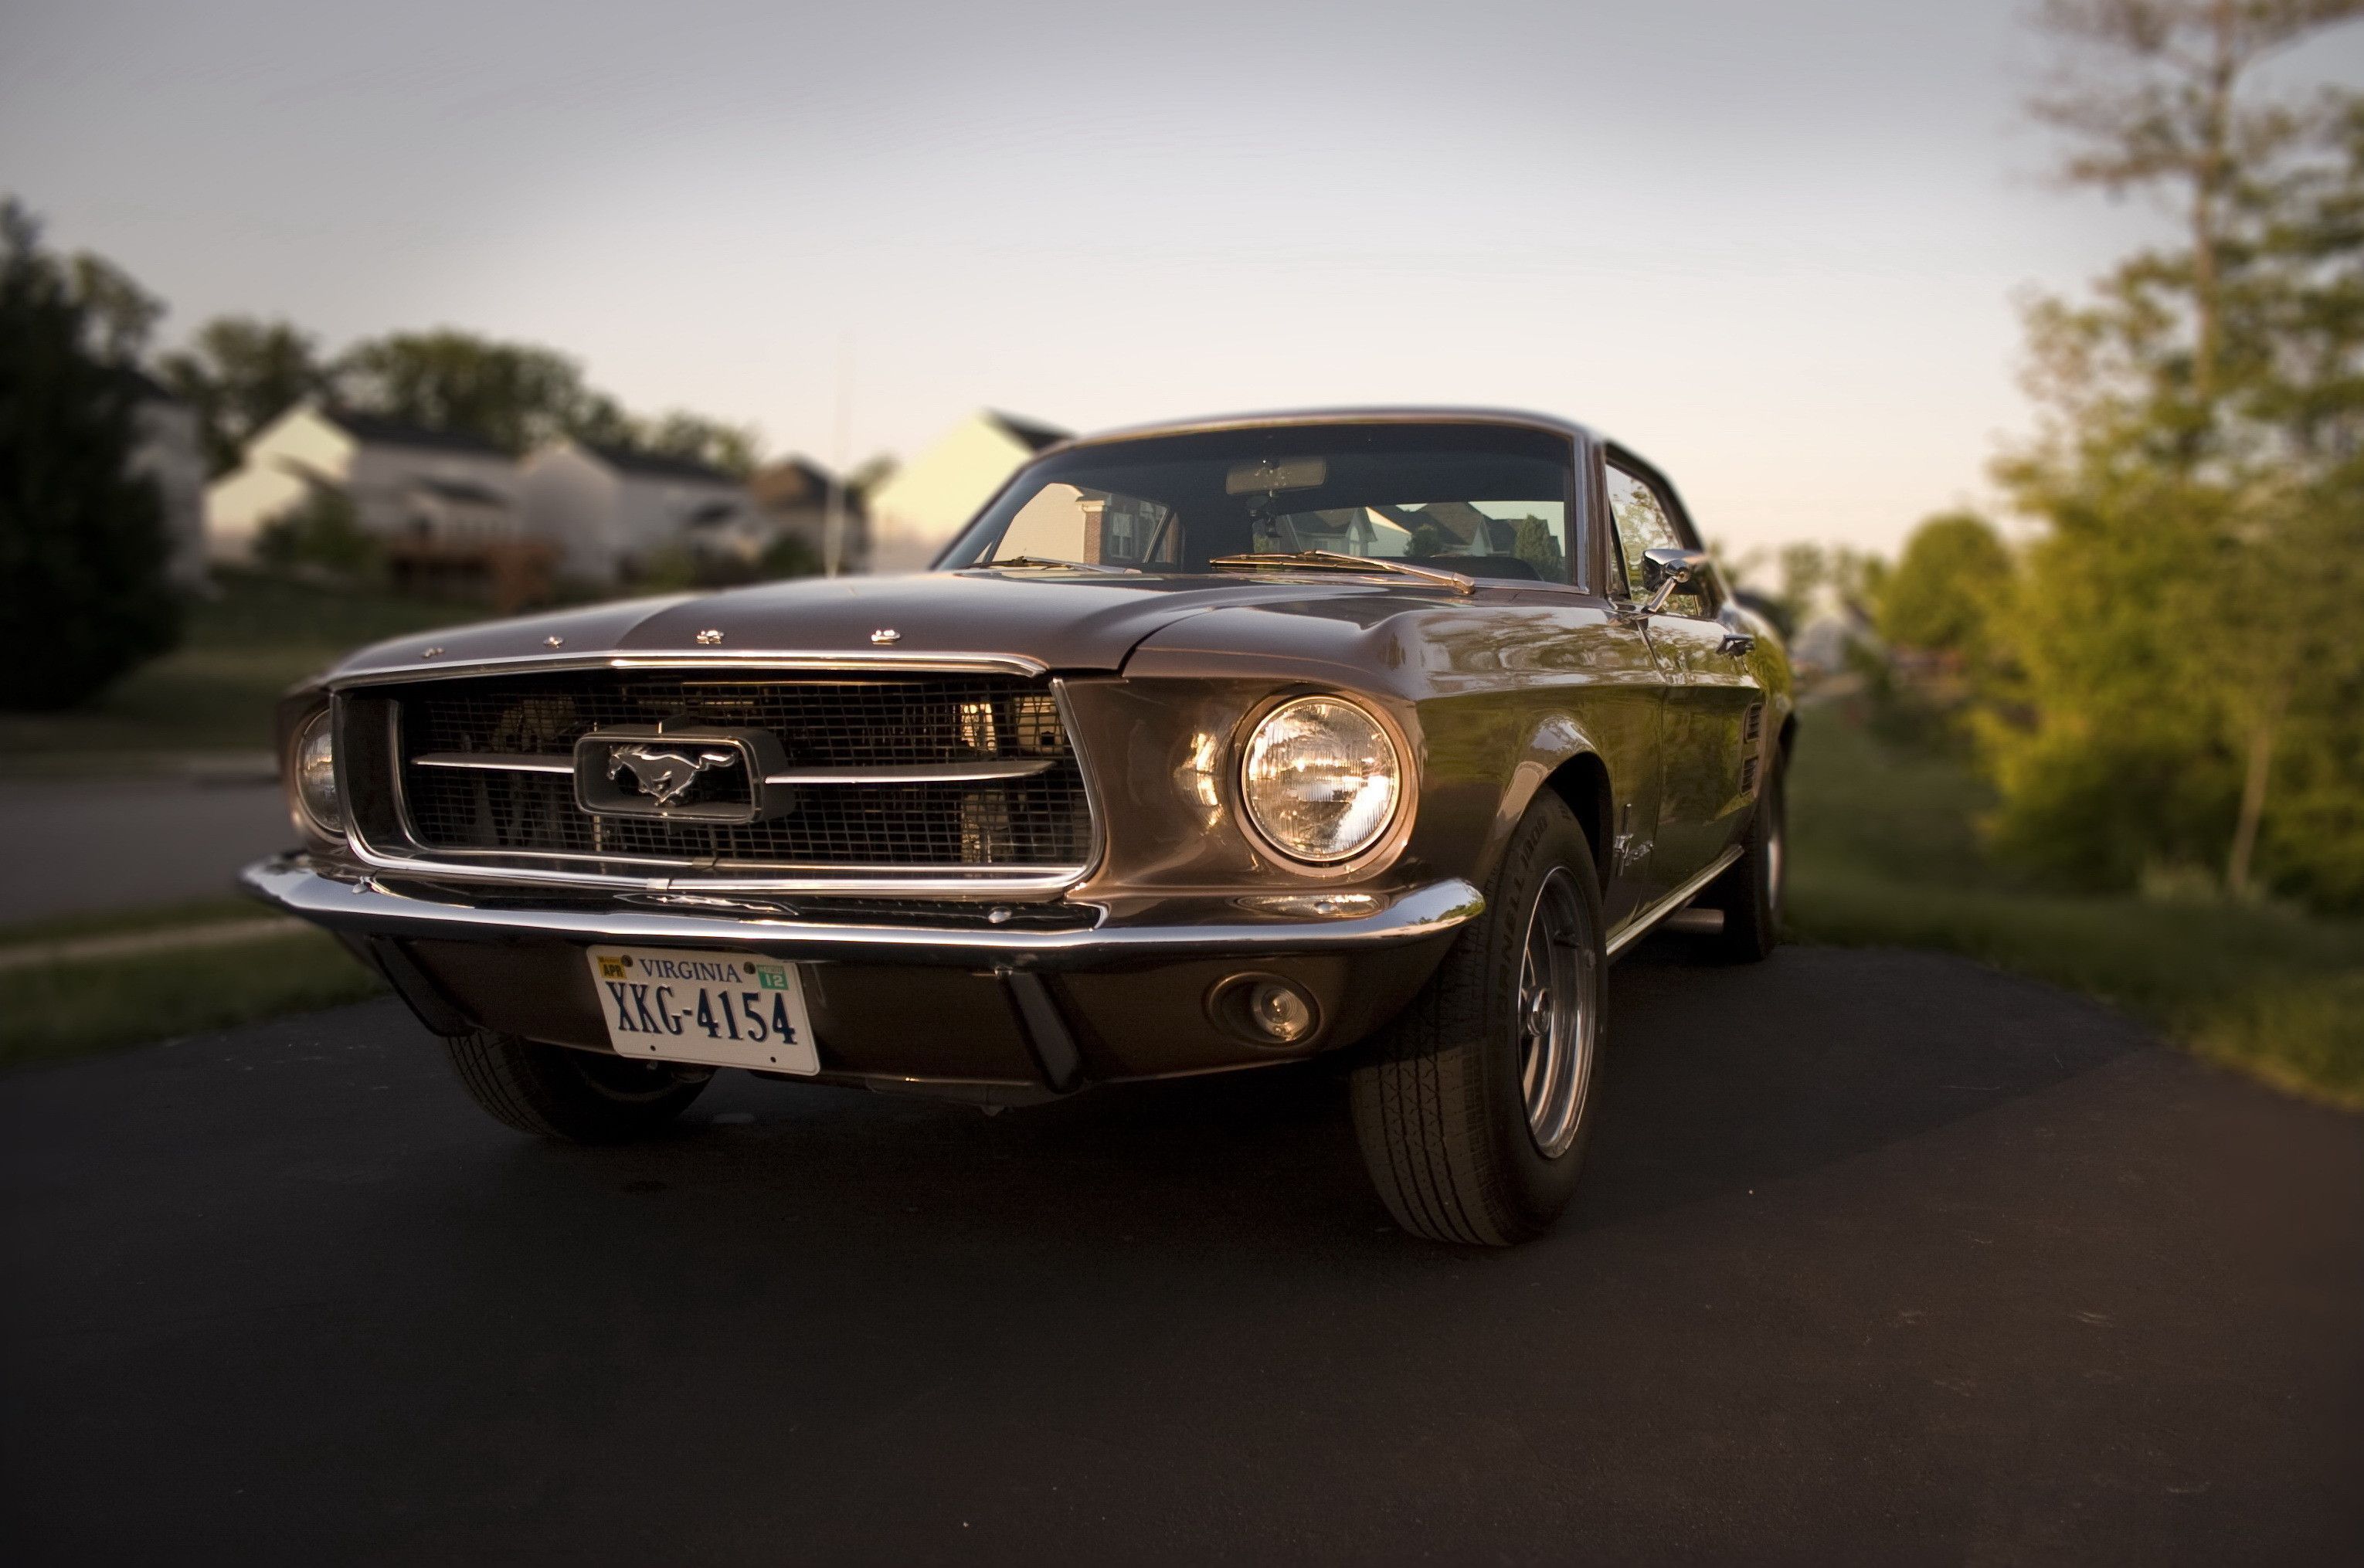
[5,1,2360,558]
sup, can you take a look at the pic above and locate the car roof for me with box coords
[1053,406,1601,453]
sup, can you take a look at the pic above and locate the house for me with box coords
[124,370,206,589]
[748,456,868,574]
[205,404,521,562]
[864,409,1066,572]
[518,440,757,584]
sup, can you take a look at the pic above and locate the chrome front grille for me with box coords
[361,670,1094,881]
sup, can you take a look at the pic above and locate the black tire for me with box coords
[442,1030,709,1143]
[1349,792,1606,1246]
[1705,756,1786,963]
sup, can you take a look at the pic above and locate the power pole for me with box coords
[824,337,851,577]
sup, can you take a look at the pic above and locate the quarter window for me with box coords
[1605,463,1708,618]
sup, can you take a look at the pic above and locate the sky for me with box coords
[5,0,2361,560]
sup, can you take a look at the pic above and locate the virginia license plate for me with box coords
[583,945,819,1074]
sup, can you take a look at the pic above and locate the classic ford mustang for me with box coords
[244,410,1792,1244]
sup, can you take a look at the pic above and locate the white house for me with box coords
[864,410,1065,573]
[125,371,206,589]
[518,440,757,584]
[205,404,520,561]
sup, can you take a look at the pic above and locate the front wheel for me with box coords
[443,1030,709,1143]
[1349,793,1606,1246]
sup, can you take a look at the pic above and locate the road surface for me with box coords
[0,776,289,924]
[4,944,2359,1564]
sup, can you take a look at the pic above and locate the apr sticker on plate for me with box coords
[584,946,819,1075]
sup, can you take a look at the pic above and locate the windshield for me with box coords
[940,423,1575,584]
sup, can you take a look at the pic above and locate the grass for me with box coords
[0,570,491,762]
[1787,708,2364,1109]
[0,918,386,1073]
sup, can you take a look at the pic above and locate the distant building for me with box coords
[748,456,868,574]
[205,404,521,562]
[864,409,1065,573]
[518,440,756,583]
[124,371,205,589]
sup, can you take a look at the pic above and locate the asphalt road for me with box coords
[0,776,289,924]
[4,944,2359,1565]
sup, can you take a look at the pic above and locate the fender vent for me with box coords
[1741,755,1761,796]
[1743,702,1765,743]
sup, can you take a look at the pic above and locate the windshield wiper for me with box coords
[972,555,1143,574]
[1208,550,1476,595]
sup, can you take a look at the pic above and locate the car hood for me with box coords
[325,570,1468,683]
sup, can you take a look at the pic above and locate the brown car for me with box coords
[244,409,1794,1244]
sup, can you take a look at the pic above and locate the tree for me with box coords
[1512,515,1565,580]
[1988,0,2364,902]
[1878,513,2012,660]
[334,329,630,454]
[0,201,180,709]
[633,410,761,477]
[158,316,332,474]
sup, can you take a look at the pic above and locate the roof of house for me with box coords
[580,442,741,484]
[749,456,866,514]
[405,476,511,505]
[986,410,1068,452]
[320,408,509,456]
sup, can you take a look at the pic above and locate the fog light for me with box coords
[1248,981,1313,1042]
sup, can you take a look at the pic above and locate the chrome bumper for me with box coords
[239,854,1484,970]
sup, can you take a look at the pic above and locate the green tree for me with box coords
[335,329,630,454]
[1878,512,2012,660]
[633,410,761,477]
[1512,515,1565,580]
[253,484,379,578]
[0,201,180,709]
[159,316,332,474]
[1989,0,2364,904]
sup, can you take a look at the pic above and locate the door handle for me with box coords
[1718,632,1755,657]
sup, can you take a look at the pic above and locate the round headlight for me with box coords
[294,708,344,836]
[1239,696,1402,864]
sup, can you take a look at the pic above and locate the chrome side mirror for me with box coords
[1633,546,1710,615]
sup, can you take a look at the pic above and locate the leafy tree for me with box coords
[159,316,332,474]
[253,484,379,578]
[633,410,761,477]
[1878,512,2012,660]
[759,531,823,580]
[1512,515,1565,580]
[335,329,631,454]
[1987,0,2364,904]
[1404,522,1451,558]
[0,201,180,709]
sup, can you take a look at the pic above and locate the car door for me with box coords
[1603,455,1762,891]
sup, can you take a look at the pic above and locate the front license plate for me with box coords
[584,946,819,1074]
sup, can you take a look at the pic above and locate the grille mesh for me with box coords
[389,673,1091,872]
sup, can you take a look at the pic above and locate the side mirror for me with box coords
[1635,546,1710,615]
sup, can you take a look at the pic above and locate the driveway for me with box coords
[3,945,2359,1564]
[0,776,290,924]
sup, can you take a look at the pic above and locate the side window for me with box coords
[1605,463,1708,618]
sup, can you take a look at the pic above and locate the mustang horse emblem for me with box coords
[606,744,742,808]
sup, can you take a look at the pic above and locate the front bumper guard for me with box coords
[239,854,1485,971]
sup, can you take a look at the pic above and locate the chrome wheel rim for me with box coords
[1517,867,1595,1158]
[1765,786,1787,918]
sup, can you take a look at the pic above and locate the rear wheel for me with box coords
[443,1030,708,1143]
[1706,757,1785,963]
[1349,793,1605,1246]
